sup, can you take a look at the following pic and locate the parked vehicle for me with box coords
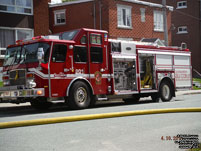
[0,28,192,109]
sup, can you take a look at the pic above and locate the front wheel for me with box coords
[67,81,91,110]
[159,81,173,102]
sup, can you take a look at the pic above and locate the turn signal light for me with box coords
[26,73,34,78]
[16,40,23,44]
[37,90,43,95]
[3,76,9,80]
[32,36,43,40]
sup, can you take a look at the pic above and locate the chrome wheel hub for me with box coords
[162,85,170,100]
[76,87,87,103]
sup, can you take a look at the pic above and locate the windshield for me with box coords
[3,43,50,66]
[55,30,78,40]
[3,46,21,66]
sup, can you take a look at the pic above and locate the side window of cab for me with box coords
[80,35,87,44]
[52,44,67,62]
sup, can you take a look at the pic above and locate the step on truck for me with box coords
[0,28,192,109]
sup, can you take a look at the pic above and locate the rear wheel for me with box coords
[67,81,91,109]
[159,81,173,102]
[30,97,52,110]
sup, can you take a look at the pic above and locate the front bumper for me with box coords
[0,86,45,100]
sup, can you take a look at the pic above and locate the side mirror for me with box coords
[37,48,44,64]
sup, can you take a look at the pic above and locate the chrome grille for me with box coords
[9,70,26,86]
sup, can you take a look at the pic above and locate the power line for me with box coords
[173,9,201,21]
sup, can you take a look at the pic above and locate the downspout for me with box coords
[93,1,96,29]
[162,0,168,46]
[200,0,201,72]
[99,0,102,30]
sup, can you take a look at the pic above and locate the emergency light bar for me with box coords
[15,35,60,45]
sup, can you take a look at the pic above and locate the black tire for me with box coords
[151,93,160,102]
[68,81,91,109]
[123,95,140,104]
[159,81,173,102]
[89,95,97,107]
[30,97,52,110]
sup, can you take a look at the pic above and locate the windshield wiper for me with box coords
[9,51,18,67]
[19,48,28,64]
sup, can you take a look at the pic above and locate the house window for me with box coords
[177,1,187,9]
[117,5,132,28]
[154,11,164,32]
[0,27,33,58]
[0,27,33,49]
[54,10,66,25]
[140,8,146,22]
[177,26,188,34]
[0,0,33,15]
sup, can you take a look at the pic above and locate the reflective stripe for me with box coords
[138,49,191,56]
[29,68,112,80]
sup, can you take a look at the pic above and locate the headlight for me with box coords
[27,79,36,88]
[26,73,36,88]
[3,81,10,86]
[2,75,9,86]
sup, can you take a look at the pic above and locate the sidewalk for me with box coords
[176,89,201,96]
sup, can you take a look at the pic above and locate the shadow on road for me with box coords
[0,98,183,118]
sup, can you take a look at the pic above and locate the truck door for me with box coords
[50,43,68,97]
[88,32,109,94]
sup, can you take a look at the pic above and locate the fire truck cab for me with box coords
[0,28,192,110]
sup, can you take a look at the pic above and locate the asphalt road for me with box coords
[0,94,201,151]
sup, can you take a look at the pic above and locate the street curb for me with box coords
[176,90,201,96]
[0,107,201,129]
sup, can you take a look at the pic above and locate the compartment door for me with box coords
[88,32,109,94]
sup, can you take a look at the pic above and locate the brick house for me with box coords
[0,0,50,66]
[0,0,173,80]
[145,0,201,74]
[49,0,173,43]
[169,0,201,75]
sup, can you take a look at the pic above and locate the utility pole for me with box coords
[162,0,168,46]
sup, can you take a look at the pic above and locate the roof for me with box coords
[141,38,158,43]
[122,0,173,11]
[141,38,165,46]
[49,0,173,11]
[49,0,93,7]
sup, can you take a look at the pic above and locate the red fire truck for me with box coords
[0,28,192,109]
